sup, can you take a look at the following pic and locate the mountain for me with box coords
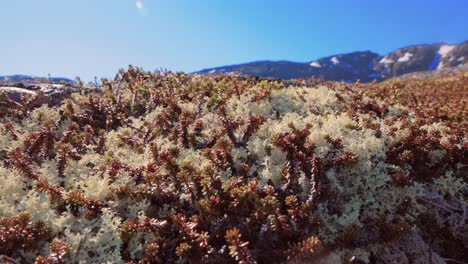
[0,75,74,85]
[196,41,468,82]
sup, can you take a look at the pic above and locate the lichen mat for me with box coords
[0,67,466,263]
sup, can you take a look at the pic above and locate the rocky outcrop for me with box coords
[0,84,100,105]
[0,87,38,102]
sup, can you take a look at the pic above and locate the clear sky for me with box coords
[1,0,467,81]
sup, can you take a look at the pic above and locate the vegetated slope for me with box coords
[392,63,468,80]
[0,67,466,263]
[360,71,468,135]
[196,41,468,82]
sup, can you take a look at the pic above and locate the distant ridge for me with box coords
[196,41,468,82]
[0,75,75,85]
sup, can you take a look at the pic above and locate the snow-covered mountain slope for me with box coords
[196,41,468,82]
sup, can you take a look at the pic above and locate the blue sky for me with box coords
[1,0,467,81]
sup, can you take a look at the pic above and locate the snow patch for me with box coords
[435,45,456,69]
[438,45,455,57]
[208,69,217,74]
[379,56,394,64]
[457,57,464,62]
[331,57,340,65]
[398,53,413,62]
[310,61,321,68]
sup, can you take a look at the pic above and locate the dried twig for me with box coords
[418,197,463,214]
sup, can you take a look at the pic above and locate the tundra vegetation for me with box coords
[0,67,466,263]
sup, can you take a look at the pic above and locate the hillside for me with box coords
[361,71,468,134]
[196,41,468,82]
[0,67,466,263]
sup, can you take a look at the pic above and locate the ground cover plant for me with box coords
[0,67,466,263]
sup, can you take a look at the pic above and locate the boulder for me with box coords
[0,84,100,106]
